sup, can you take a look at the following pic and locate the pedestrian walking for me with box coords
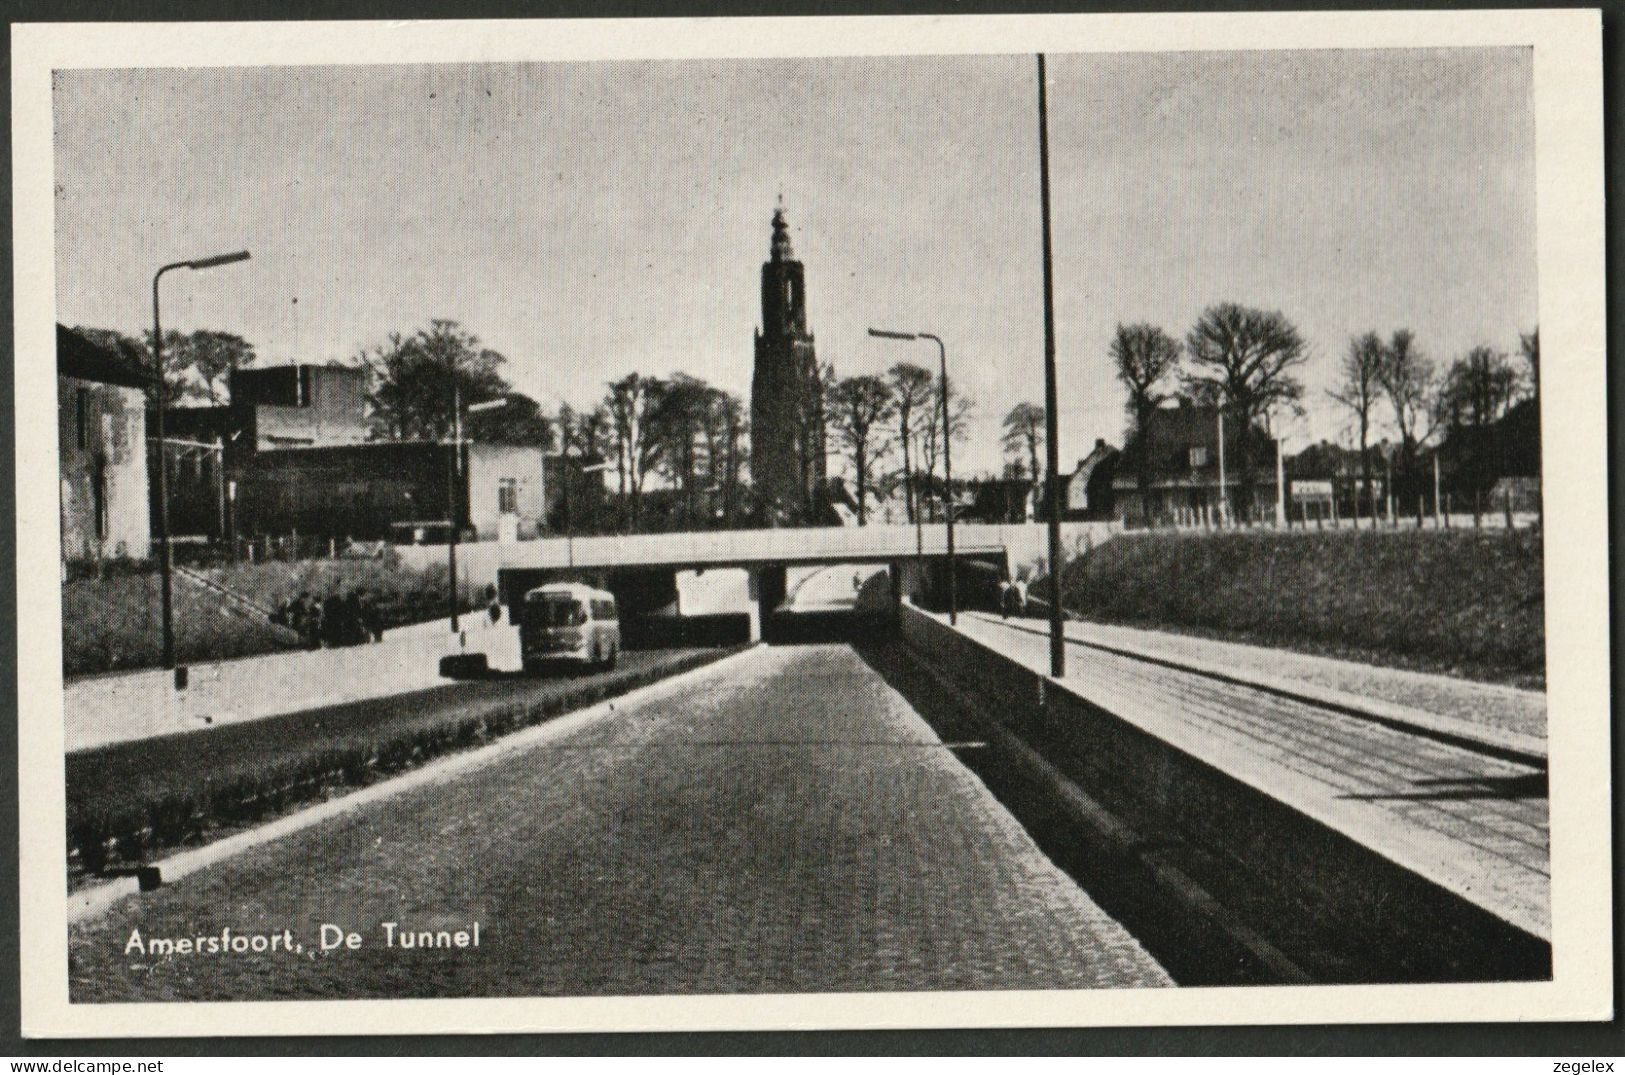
[342,590,366,646]
[321,592,344,648]
[356,589,383,642]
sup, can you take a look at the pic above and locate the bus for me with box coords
[518,582,621,673]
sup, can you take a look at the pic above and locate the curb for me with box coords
[974,613,1546,768]
[67,644,761,926]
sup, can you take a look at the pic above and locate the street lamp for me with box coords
[563,458,614,568]
[869,327,955,625]
[152,249,250,677]
[444,394,513,632]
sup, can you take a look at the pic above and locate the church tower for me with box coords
[751,203,826,524]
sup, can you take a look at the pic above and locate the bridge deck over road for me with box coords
[396,521,1119,580]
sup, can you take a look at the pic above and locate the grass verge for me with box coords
[65,646,742,883]
[1057,527,1544,687]
[63,554,483,677]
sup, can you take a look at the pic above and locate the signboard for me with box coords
[1291,480,1333,500]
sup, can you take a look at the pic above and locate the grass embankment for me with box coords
[1057,528,1544,687]
[62,556,482,677]
[66,646,740,881]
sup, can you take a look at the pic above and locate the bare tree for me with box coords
[888,362,934,523]
[1520,326,1541,524]
[1440,346,1521,430]
[578,404,613,463]
[1183,303,1307,515]
[710,391,748,525]
[1438,345,1522,501]
[1330,332,1386,519]
[918,376,973,516]
[606,373,666,529]
[651,373,711,526]
[827,375,896,525]
[555,402,581,456]
[1111,323,1181,523]
[1520,327,1540,396]
[1377,329,1439,490]
[1001,402,1045,485]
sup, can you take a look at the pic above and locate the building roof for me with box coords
[1117,399,1274,486]
[57,324,151,390]
[1071,439,1118,486]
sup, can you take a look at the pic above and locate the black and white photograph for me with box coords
[13,11,1610,1037]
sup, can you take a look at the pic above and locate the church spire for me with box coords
[770,199,795,263]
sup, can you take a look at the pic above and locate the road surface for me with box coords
[69,643,1169,1000]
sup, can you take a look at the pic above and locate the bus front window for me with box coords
[528,599,586,627]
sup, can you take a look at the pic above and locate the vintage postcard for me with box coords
[13,11,1610,1037]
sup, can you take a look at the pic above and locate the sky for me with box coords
[53,48,1536,477]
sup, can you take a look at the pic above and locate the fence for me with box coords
[1134,488,1539,534]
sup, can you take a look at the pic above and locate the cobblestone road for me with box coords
[69,644,1169,1000]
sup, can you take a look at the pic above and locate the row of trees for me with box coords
[995,306,1313,518]
[83,307,1538,535]
[1332,327,1538,506]
[359,322,753,533]
[991,304,1538,521]
[824,363,973,525]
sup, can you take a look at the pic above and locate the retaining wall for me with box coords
[897,604,1550,984]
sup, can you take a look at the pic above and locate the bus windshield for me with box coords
[527,598,587,627]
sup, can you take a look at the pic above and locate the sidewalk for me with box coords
[978,612,1546,748]
[64,614,518,753]
[942,610,1551,943]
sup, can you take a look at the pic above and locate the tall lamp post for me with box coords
[152,250,250,676]
[563,459,614,568]
[869,328,956,625]
[1037,53,1065,678]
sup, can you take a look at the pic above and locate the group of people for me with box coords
[270,590,384,649]
[997,576,1029,619]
